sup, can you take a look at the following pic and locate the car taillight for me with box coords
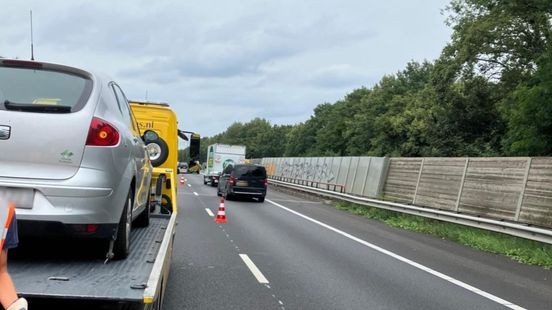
[229,176,235,186]
[86,117,120,146]
[263,179,268,187]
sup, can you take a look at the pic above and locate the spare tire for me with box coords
[146,137,169,167]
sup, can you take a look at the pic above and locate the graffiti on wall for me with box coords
[276,159,336,183]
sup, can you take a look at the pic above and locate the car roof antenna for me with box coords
[30,10,35,60]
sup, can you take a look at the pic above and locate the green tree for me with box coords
[444,0,552,86]
[284,122,316,156]
[502,49,552,155]
[366,61,438,156]
[439,0,552,155]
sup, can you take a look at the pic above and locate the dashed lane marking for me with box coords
[239,254,269,284]
[205,208,214,217]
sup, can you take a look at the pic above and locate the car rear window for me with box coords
[0,66,92,113]
[233,166,266,178]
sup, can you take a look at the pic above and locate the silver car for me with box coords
[0,59,152,259]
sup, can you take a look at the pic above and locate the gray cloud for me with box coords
[1,0,452,137]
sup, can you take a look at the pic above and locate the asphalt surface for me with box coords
[163,174,552,310]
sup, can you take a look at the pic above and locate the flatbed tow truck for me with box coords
[8,101,197,310]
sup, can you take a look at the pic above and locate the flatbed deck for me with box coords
[9,215,172,306]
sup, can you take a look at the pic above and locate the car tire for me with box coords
[224,188,234,201]
[113,189,132,259]
[147,138,169,167]
[258,196,265,203]
[135,188,151,227]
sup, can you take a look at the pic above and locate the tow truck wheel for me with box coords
[113,188,132,259]
[147,138,169,167]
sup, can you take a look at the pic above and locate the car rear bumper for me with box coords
[229,187,266,196]
[0,166,129,225]
[12,189,121,224]
[18,220,117,239]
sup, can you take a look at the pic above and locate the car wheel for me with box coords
[113,189,133,259]
[223,189,231,200]
[258,196,265,203]
[135,188,151,227]
[146,137,169,167]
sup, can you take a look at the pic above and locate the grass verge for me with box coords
[335,201,552,269]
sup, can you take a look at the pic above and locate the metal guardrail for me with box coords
[271,176,345,193]
[269,178,552,245]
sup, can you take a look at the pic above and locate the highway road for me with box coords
[163,174,552,310]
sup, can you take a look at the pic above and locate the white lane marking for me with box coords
[205,208,214,217]
[187,184,192,187]
[266,199,526,310]
[193,192,199,196]
[240,254,269,284]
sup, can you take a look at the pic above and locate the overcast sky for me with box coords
[1,0,452,147]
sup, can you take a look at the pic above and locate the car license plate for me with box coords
[236,181,248,187]
[0,187,34,209]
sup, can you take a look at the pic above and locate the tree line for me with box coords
[183,0,552,162]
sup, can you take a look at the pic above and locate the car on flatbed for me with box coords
[7,91,197,309]
[0,58,152,259]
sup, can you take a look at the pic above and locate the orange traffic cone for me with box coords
[179,176,185,186]
[214,197,227,224]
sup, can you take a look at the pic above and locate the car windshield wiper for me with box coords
[4,100,71,113]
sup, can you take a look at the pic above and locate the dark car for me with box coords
[217,164,267,202]
[177,162,188,174]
